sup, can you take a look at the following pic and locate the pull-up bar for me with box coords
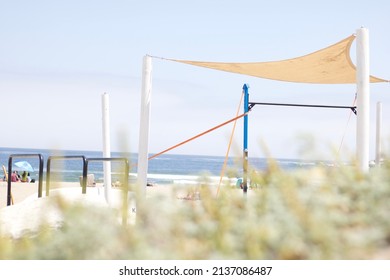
[242,83,359,195]
[249,102,357,115]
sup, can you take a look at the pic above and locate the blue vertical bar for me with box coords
[243,84,249,150]
[243,84,249,194]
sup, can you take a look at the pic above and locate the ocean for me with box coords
[0,147,318,185]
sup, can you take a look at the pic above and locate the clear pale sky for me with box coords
[1,0,389,161]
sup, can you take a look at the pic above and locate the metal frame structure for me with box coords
[241,85,358,193]
[7,153,44,206]
[138,28,372,196]
[46,155,87,196]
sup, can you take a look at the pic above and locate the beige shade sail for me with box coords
[167,35,387,84]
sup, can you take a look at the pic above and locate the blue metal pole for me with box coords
[243,84,249,194]
[243,84,249,150]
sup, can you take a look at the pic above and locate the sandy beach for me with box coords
[0,181,176,208]
[0,179,204,238]
[0,181,43,208]
[0,176,250,240]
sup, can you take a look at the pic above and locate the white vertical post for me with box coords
[137,55,152,194]
[356,27,370,173]
[102,92,112,204]
[375,101,382,166]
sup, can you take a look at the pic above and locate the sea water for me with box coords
[0,147,319,185]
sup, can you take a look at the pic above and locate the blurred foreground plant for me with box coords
[1,162,390,260]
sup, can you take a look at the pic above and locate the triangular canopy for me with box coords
[167,35,387,84]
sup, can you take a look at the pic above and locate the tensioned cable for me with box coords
[337,94,357,156]
[130,111,249,172]
[148,112,249,161]
[216,91,244,197]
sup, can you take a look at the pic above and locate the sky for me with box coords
[0,0,389,161]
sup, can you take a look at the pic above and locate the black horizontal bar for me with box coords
[249,102,357,115]
[249,102,356,110]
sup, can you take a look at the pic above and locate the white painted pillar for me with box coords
[102,92,112,203]
[375,101,382,166]
[356,27,370,173]
[137,55,152,194]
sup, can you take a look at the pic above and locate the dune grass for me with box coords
[1,160,390,260]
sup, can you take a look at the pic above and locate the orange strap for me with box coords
[148,112,249,161]
[216,92,244,197]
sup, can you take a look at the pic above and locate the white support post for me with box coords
[356,27,370,173]
[375,101,382,166]
[102,92,112,204]
[137,55,152,195]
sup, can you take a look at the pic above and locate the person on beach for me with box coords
[28,172,34,183]
[21,171,29,182]
[11,171,20,182]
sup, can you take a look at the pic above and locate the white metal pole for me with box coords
[102,92,112,203]
[137,55,152,195]
[356,27,370,173]
[375,101,382,166]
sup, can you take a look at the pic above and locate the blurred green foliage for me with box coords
[1,161,390,260]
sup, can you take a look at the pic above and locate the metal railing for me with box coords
[46,155,87,196]
[7,154,44,206]
[6,154,131,226]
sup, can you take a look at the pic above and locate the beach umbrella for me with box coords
[13,161,34,172]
